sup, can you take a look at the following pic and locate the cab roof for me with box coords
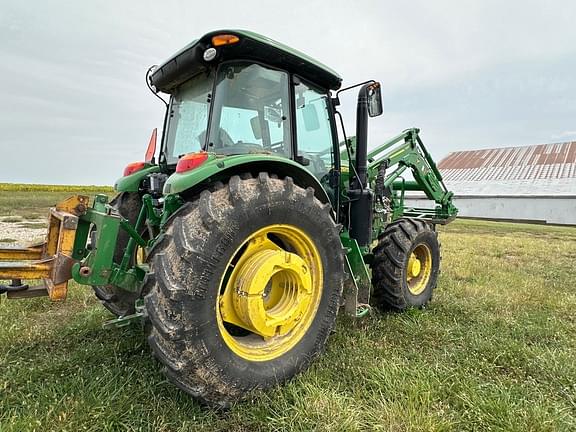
[149,29,343,93]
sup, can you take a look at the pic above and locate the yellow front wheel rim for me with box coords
[217,224,323,361]
[406,244,432,295]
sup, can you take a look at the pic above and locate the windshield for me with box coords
[207,62,291,156]
[163,62,293,164]
[164,70,213,164]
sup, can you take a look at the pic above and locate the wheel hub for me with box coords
[406,244,432,295]
[408,253,422,278]
[217,224,324,361]
[232,249,312,337]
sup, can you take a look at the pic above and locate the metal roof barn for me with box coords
[407,141,576,225]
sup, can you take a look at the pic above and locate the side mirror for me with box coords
[367,82,383,117]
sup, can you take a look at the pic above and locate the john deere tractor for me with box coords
[0,30,457,406]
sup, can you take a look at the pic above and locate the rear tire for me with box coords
[371,218,440,311]
[144,173,345,407]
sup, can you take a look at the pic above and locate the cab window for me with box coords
[208,63,291,156]
[164,71,213,163]
[294,81,333,179]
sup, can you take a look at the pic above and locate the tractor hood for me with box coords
[149,29,343,92]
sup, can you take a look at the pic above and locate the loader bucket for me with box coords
[0,195,88,300]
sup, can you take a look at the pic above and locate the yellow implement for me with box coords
[0,195,88,300]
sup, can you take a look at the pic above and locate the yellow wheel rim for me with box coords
[406,244,432,296]
[217,224,323,361]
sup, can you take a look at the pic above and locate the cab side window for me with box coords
[294,81,333,179]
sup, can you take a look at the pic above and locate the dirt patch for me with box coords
[0,218,47,246]
[2,216,23,223]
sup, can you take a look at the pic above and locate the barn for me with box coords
[409,141,576,226]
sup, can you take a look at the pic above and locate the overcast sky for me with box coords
[1,0,575,185]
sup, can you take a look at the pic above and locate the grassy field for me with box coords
[0,188,575,431]
[0,183,113,220]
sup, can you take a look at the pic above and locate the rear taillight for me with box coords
[176,152,209,173]
[123,161,145,177]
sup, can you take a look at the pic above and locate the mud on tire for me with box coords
[143,173,345,407]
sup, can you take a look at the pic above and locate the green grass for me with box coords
[0,183,115,193]
[0,185,113,219]
[0,189,575,431]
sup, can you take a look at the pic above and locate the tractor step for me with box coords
[102,299,145,328]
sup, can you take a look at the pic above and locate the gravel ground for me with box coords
[0,219,47,246]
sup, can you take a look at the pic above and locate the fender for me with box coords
[114,165,160,193]
[164,154,331,203]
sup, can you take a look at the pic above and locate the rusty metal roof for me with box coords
[437,141,576,196]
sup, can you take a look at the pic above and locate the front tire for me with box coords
[144,173,345,406]
[371,218,440,311]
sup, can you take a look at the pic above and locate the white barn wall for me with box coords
[407,141,576,226]
[406,196,576,226]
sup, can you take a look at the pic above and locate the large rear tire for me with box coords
[92,192,145,316]
[144,173,345,407]
[371,218,440,311]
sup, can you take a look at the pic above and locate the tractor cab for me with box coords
[150,30,343,181]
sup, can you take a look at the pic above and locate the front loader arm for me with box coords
[366,128,457,223]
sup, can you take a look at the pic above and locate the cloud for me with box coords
[551,131,576,141]
[0,0,575,184]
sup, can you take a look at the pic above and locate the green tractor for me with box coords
[0,30,457,406]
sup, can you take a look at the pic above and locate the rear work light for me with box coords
[211,34,240,46]
[176,152,208,173]
[123,161,146,177]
